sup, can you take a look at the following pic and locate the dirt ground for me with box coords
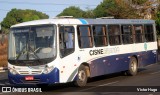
[0,36,8,67]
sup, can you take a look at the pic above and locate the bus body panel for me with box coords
[77,42,157,77]
[88,50,157,77]
[58,53,79,83]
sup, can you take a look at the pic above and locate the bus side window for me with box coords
[93,25,108,47]
[121,25,133,44]
[108,25,121,45]
[133,25,144,43]
[59,26,75,58]
[144,24,154,42]
[77,25,93,48]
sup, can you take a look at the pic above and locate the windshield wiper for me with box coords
[16,46,26,60]
[16,45,42,63]
[29,46,42,64]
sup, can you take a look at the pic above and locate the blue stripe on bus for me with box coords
[79,19,88,24]
[87,50,157,78]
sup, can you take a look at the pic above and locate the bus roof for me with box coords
[11,18,155,28]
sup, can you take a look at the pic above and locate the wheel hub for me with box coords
[78,70,86,82]
[131,61,137,72]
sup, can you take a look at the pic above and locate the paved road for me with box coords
[0,63,160,95]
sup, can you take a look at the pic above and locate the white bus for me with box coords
[8,18,157,87]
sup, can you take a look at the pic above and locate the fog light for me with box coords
[43,65,54,74]
[9,68,18,75]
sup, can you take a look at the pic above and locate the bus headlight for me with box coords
[9,68,18,75]
[43,66,54,74]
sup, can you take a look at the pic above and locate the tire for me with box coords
[74,65,88,87]
[127,57,138,76]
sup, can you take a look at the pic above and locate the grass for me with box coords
[0,37,8,67]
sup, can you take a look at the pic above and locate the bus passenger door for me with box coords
[58,26,77,83]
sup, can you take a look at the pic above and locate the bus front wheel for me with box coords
[127,57,138,76]
[74,65,88,87]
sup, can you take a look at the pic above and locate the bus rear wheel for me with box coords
[127,57,138,76]
[74,65,88,87]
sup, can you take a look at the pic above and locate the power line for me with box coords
[0,1,97,13]
[0,1,97,6]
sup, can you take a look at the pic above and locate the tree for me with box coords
[83,8,95,18]
[57,6,85,18]
[131,0,148,5]
[93,0,159,19]
[107,0,140,18]
[129,0,158,19]
[156,7,160,36]
[94,0,139,18]
[93,0,112,18]
[1,8,49,33]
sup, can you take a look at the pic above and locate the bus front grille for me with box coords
[18,70,42,75]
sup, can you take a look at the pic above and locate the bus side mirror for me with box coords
[64,32,68,42]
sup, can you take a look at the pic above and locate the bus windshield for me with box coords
[8,25,56,61]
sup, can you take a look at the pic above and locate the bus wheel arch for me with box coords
[132,55,139,67]
[127,56,138,76]
[74,63,90,87]
[81,63,91,77]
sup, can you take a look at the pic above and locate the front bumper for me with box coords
[8,68,59,85]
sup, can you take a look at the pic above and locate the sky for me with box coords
[0,0,103,22]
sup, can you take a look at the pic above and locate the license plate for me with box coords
[25,76,34,80]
